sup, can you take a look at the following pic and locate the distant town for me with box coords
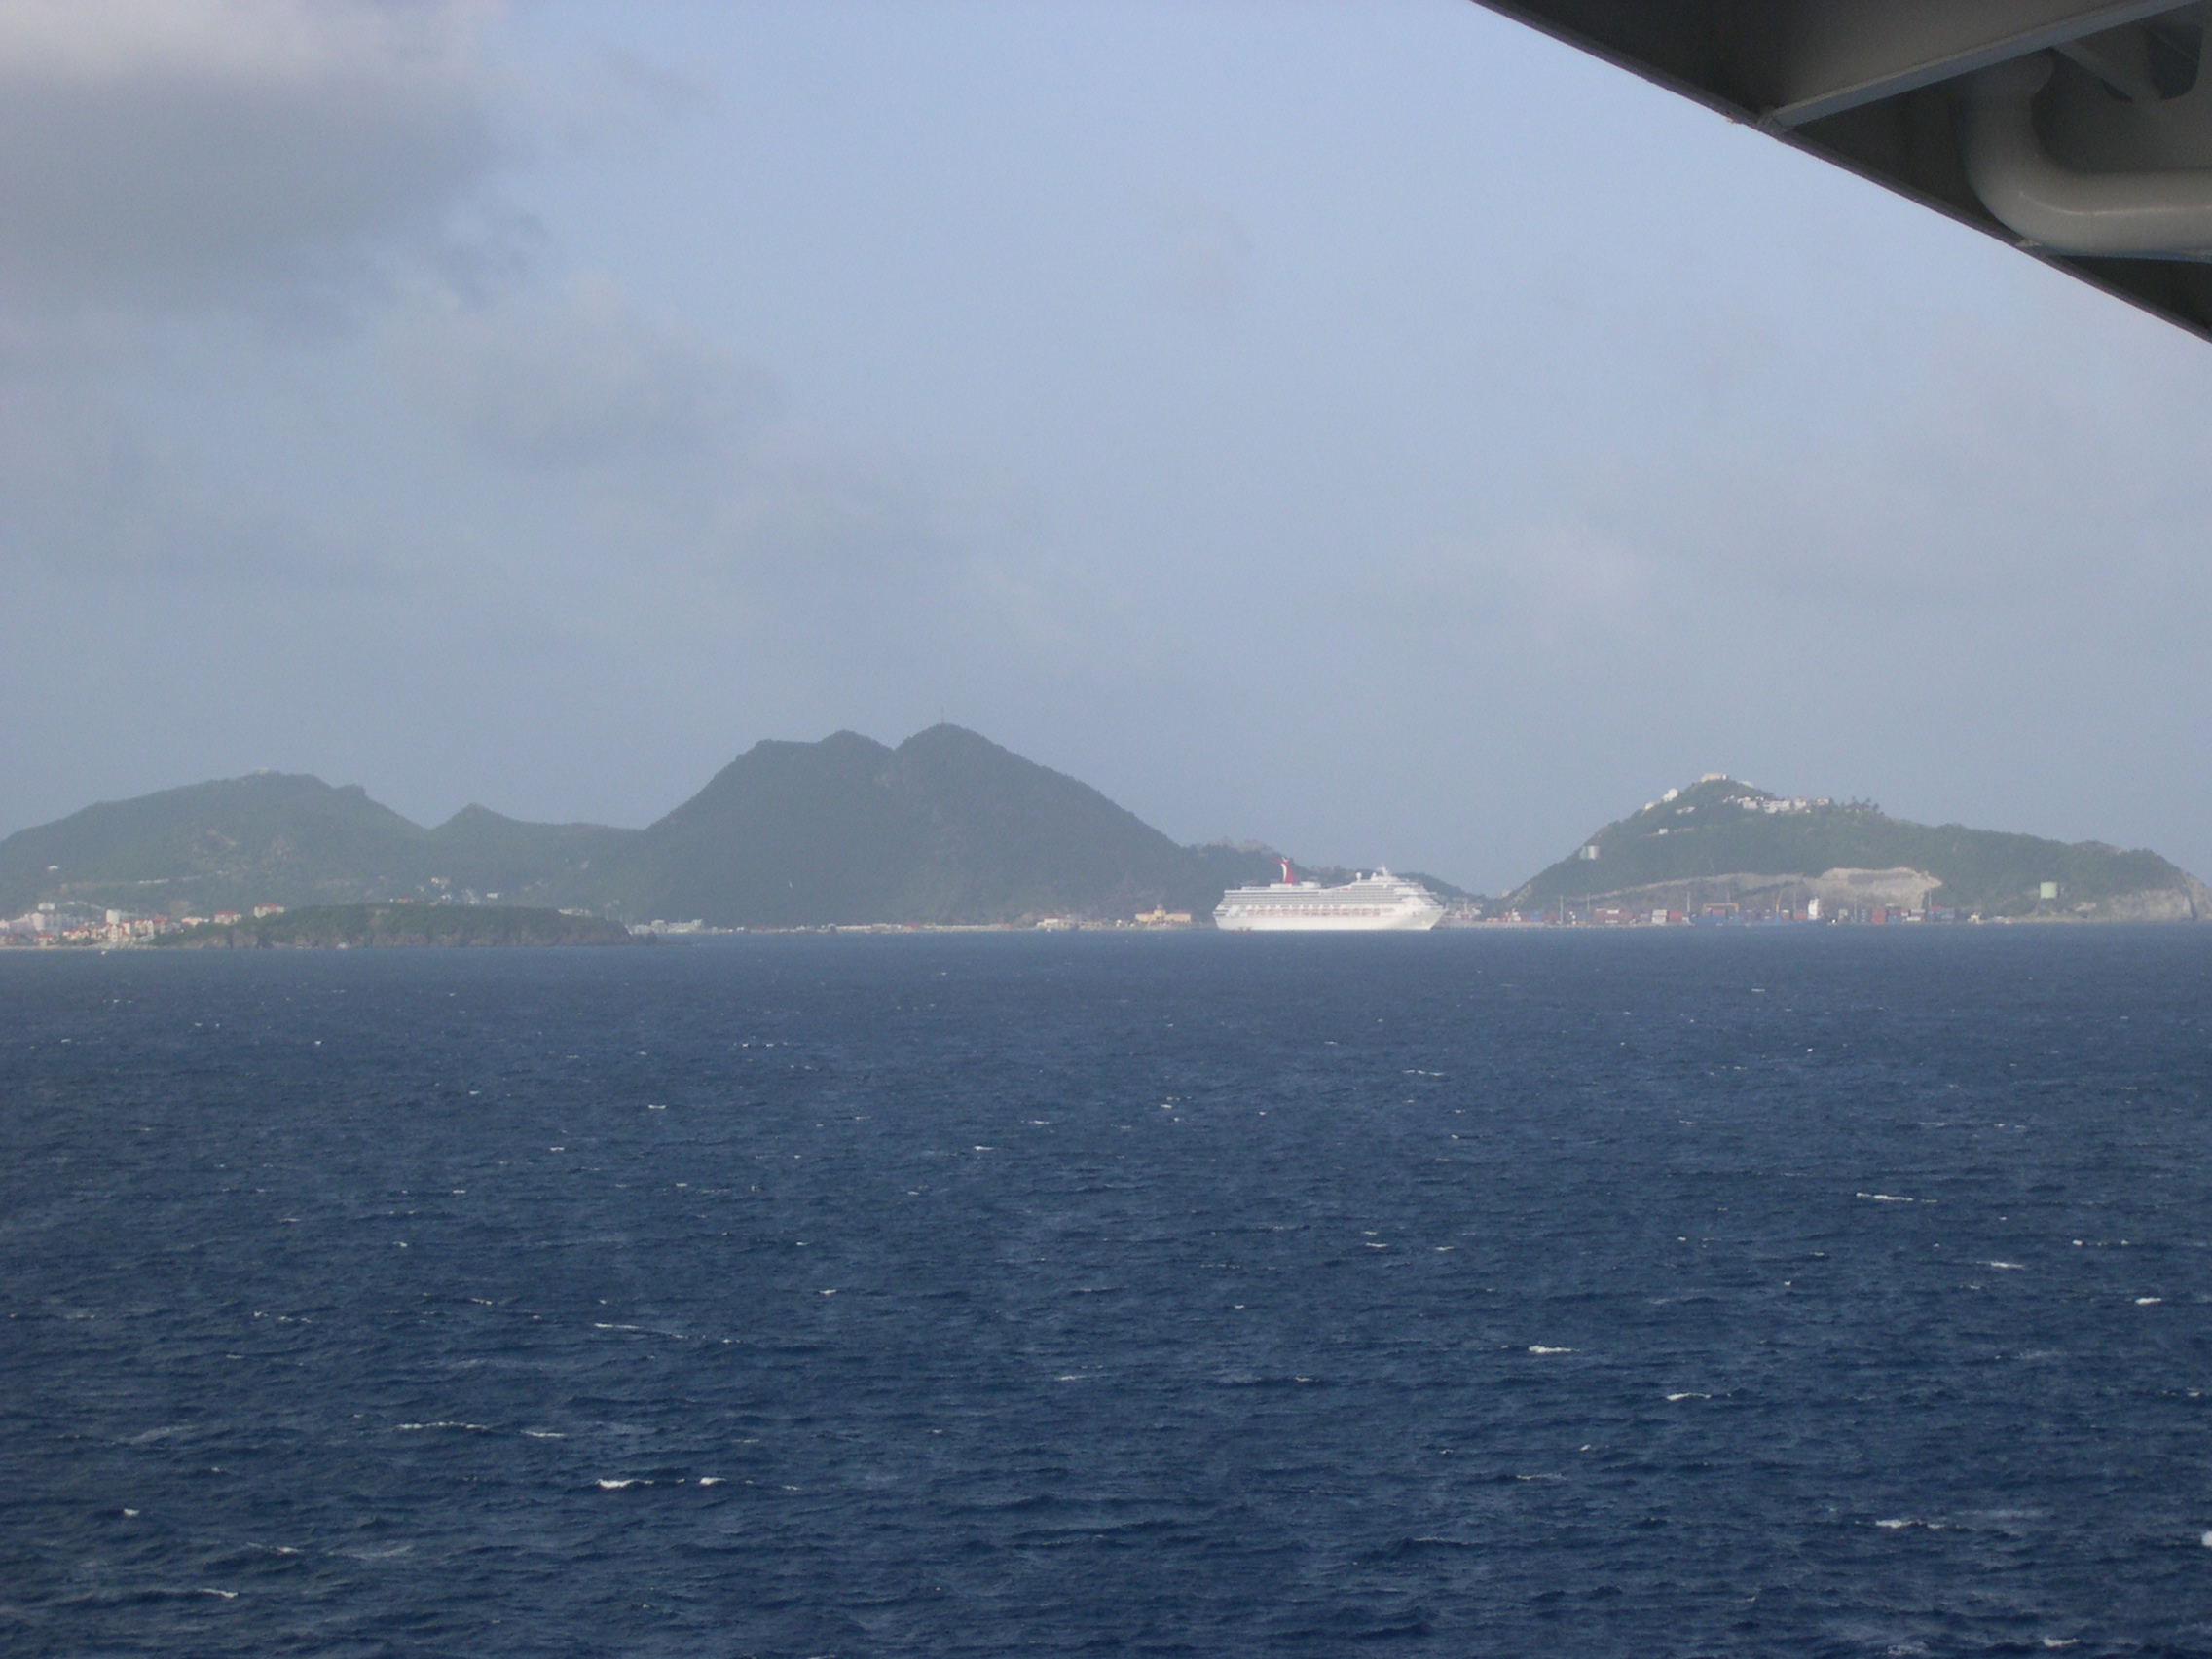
[3,900,292,947]
[0,888,2040,947]
[0,901,1210,946]
[4,744,2198,940]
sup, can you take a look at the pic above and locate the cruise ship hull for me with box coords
[1214,870,1444,933]
[1220,907,1441,933]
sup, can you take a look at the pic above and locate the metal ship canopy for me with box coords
[1471,0,2212,342]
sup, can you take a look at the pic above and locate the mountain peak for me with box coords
[2,726,1295,928]
[594,725,1256,926]
[898,722,998,751]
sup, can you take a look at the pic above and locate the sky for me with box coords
[6,0,2212,894]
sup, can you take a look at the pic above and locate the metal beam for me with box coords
[1467,0,2212,343]
[1763,0,2193,127]
[2054,28,2163,102]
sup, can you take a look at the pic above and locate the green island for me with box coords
[1509,776,2211,922]
[8,731,2208,933]
[155,904,640,949]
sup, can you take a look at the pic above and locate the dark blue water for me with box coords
[3,930,2210,1657]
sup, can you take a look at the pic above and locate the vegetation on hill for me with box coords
[40,742,2188,933]
[583,725,1284,926]
[0,773,633,916]
[0,728,1296,928]
[1509,776,2205,919]
[155,904,637,949]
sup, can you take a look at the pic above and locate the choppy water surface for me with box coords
[3,929,2209,1657]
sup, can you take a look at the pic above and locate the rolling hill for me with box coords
[577,725,1276,926]
[0,728,1284,927]
[1509,775,2209,921]
[0,772,631,917]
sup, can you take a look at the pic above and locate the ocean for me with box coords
[2,928,2208,1657]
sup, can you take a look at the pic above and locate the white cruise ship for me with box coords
[1214,862,1445,932]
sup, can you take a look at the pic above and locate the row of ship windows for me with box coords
[1219,904,1402,914]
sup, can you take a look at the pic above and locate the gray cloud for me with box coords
[0,3,533,590]
[543,44,716,153]
[390,279,999,611]
[400,280,773,472]
[0,0,505,318]
[1155,193,1252,307]
[0,370,401,587]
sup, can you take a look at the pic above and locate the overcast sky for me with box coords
[6,0,2212,892]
